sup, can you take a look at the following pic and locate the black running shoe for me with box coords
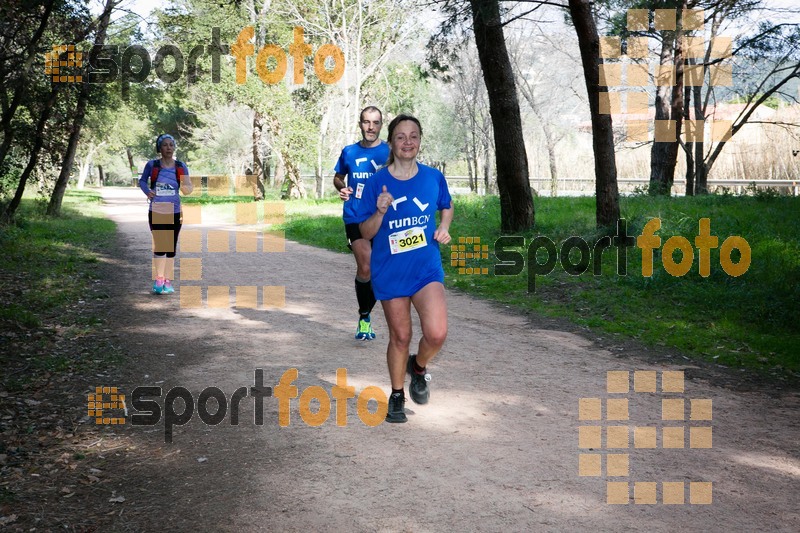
[406,354,431,405]
[385,392,407,423]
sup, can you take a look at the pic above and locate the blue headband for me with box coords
[156,134,176,153]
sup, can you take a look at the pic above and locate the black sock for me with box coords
[391,388,404,397]
[412,359,426,374]
[355,278,376,317]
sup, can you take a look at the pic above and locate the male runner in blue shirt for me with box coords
[333,106,390,340]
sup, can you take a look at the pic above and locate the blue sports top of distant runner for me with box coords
[138,160,190,214]
[353,163,452,300]
[334,141,390,224]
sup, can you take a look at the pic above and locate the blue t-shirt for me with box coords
[334,141,390,224]
[354,163,452,300]
[138,160,190,214]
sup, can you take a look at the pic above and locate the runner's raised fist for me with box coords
[377,185,393,214]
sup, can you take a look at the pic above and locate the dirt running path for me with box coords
[97,187,798,532]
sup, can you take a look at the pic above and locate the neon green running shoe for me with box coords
[355,315,376,340]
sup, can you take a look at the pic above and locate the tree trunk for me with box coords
[651,4,687,196]
[77,156,90,189]
[649,30,675,195]
[47,92,88,213]
[540,123,559,198]
[281,153,306,199]
[694,16,724,195]
[482,136,492,195]
[568,0,619,227]
[76,141,105,189]
[690,79,705,194]
[274,153,284,188]
[98,164,104,187]
[314,163,323,199]
[547,140,558,198]
[1,85,60,223]
[315,104,331,199]
[47,0,115,216]
[126,146,136,178]
[695,144,706,193]
[517,74,559,198]
[264,145,273,187]
[665,4,686,194]
[665,0,688,194]
[249,0,270,200]
[252,112,266,200]
[684,84,694,196]
[469,0,534,232]
[471,136,479,193]
[465,146,475,192]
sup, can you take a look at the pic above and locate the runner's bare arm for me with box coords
[434,203,453,244]
[181,175,194,195]
[333,173,351,201]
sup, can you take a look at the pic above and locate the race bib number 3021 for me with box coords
[389,226,427,255]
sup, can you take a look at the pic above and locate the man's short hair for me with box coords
[359,106,383,123]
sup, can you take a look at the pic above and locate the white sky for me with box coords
[91,0,800,48]
[89,0,160,27]
[110,0,800,26]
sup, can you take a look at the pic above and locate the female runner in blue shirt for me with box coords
[356,115,453,423]
[138,134,193,294]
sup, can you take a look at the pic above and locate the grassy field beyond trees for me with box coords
[2,189,796,384]
[279,193,800,377]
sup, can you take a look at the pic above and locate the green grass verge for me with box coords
[274,193,799,377]
[0,190,119,383]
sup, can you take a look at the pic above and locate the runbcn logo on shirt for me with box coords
[388,214,431,230]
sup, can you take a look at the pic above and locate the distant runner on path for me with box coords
[138,134,193,295]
